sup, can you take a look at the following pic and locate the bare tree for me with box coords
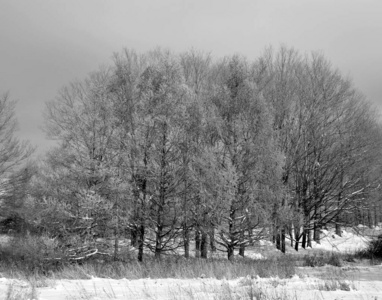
[0,92,34,223]
[42,69,127,256]
[260,47,382,251]
[208,56,282,260]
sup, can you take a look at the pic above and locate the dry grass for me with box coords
[314,279,354,292]
[4,281,38,300]
[52,255,296,280]
[0,234,297,281]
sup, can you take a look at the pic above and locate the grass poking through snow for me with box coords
[55,256,295,280]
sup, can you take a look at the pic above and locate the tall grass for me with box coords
[4,281,38,300]
[0,253,296,281]
[54,255,296,280]
[303,251,344,267]
[0,234,296,281]
[0,241,296,281]
[0,233,64,278]
[351,234,382,265]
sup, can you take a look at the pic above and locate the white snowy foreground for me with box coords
[1,227,381,299]
[1,269,382,300]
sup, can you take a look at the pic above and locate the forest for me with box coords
[1,46,382,263]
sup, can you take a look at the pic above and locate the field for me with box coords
[0,226,382,300]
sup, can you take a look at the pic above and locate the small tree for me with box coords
[0,92,34,226]
[42,69,127,256]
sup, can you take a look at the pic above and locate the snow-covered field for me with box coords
[0,227,381,300]
[1,269,382,300]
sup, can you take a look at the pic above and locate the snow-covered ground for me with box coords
[310,228,371,253]
[1,270,382,300]
[0,227,381,299]
[224,226,376,260]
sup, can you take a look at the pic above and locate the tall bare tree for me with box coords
[0,92,34,225]
[208,56,282,260]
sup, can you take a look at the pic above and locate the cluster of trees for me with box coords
[1,47,382,261]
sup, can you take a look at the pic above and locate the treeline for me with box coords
[2,47,382,261]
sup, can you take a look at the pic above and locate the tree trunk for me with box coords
[201,232,208,259]
[137,225,145,262]
[227,244,234,261]
[276,229,281,250]
[368,209,373,228]
[313,223,320,244]
[239,243,245,257]
[289,225,294,247]
[272,223,276,244]
[301,228,307,249]
[114,203,120,261]
[294,226,300,251]
[281,227,286,253]
[155,125,168,261]
[239,229,245,257]
[336,189,343,235]
[183,223,190,258]
[248,225,253,245]
[130,226,138,247]
[307,229,312,248]
[155,223,163,260]
[210,227,216,252]
[195,229,201,258]
[114,235,119,261]
[335,221,342,237]
[227,205,235,260]
[239,244,245,257]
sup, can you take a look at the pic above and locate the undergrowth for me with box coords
[0,255,296,281]
[0,233,299,281]
[4,281,38,300]
[303,252,343,267]
[0,234,296,281]
[351,234,382,264]
[0,233,65,277]
[316,279,353,291]
[364,234,382,258]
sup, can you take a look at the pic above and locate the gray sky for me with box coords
[1,0,382,153]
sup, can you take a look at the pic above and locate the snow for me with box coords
[310,229,371,253]
[0,235,10,245]
[1,271,382,300]
[259,239,273,246]
[245,252,265,260]
[238,227,372,259]
[1,227,382,299]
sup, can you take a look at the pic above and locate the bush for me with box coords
[0,233,64,275]
[303,252,342,267]
[0,214,28,234]
[304,253,325,267]
[327,253,342,267]
[367,234,382,258]
[56,255,296,280]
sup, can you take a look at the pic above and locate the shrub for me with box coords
[60,255,296,280]
[0,233,64,275]
[327,253,342,267]
[303,252,342,267]
[0,236,296,280]
[0,214,28,234]
[367,234,382,258]
[303,253,325,267]
[316,280,352,291]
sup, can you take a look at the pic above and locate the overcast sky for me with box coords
[1,0,382,153]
